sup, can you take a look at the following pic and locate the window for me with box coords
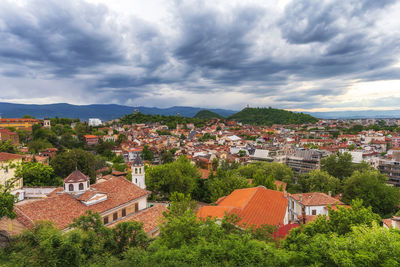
[135,168,138,174]
[312,209,317,215]
[69,184,74,191]
[135,203,139,212]
[139,168,141,174]
[103,216,109,224]
[113,212,118,221]
[79,183,84,190]
[135,178,137,183]
[122,208,126,217]
[87,181,90,188]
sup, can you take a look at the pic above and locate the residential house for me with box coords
[0,128,19,145]
[289,192,344,223]
[84,135,99,146]
[0,118,39,130]
[0,152,24,194]
[198,186,289,229]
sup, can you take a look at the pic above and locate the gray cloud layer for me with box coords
[0,0,399,110]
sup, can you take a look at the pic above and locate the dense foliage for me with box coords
[228,107,318,126]
[146,156,201,200]
[0,140,17,153]
[193,110,224,120]
[50,149,105,183]
[2,195,400,266]
[15,162,62,186]
[342,170,400,217]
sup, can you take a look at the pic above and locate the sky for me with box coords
[0,0,400,112]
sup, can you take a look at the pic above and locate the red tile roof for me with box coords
[108,204,168,233]
[273,223,300,239]
[0,118,39,123]
[0,152,24,161]
[292,192,343,206]
[198,186,288,228]
[84,135,98,139]
[64,170,89,183]
[15,177,150,230]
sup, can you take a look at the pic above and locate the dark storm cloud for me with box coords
[0,0,126,76]
[0,0,399,109]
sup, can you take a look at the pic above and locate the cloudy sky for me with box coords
[0,0,400,112]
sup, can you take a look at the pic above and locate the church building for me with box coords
[0,165,166,237]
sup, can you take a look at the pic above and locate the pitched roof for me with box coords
[0,152,24,161]
[64,170,89,183]
[292,192,343,206]
[273,223,300,239]
[84,135,98,139]
[108,204,168,233]
[198,186,288,228]
[15,177,150,230]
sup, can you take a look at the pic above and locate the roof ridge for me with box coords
[14,207,35,228]
[241,187,260,210]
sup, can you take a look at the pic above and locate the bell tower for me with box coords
[132,154,145,189]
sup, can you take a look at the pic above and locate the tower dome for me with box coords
[64,170,90,194]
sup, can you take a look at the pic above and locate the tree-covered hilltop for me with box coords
[194,110,225,120]
[228,107,319,125]
[118,112,206,129]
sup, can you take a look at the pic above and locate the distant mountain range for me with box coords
[1,102,400,121]
[0,102,237,121]
[305,110,400,119]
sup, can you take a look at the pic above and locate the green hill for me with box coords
[228,107,318,125]
[194,110,225,120]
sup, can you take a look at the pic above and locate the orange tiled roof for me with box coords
[0,118,39,122]
[84,135,98,139]
[198,186,288,228]
[0,152,24,161]
[292,192,343,206]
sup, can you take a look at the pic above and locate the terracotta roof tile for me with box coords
[273,223,300,239]
[15,177,150,230]
[108,204,168,233]
[198,186,288,228]
[292,192,343,206]
[64,170,89,183]
[0,152,24,161]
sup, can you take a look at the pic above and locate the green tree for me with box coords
[50,149,104,183]
[283,200,381,253]
[253,171,276,190]
[342,170,400,217]
[238,150,247,157]
[142,145,154,162]
[0,140,17,153]
[15,162,62,186]
[320,152,354,180]
[206,171,250,202]
[161,149,174,164]
[146,155,201,199]
[0,185,16,219]
[304,170,341,195]
[28,139,52,154]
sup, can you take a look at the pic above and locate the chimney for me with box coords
[301,206,306,224]
[283,190,287,198]
[328,191,332,197]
